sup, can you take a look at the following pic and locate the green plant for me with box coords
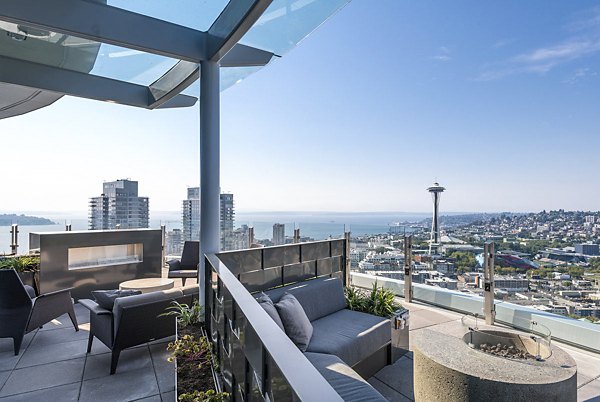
[0,255,40,273]
[178,390,229,402]
[344,282,401,318]
[345,286,367,312]
[160,300,203,327]
[167,334,212,369]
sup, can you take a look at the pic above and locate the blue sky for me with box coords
[2,0,600,214]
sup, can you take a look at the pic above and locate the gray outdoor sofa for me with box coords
[80,285,199,374]
[259,277,391,401]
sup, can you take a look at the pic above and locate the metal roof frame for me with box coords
[0,0,274,109]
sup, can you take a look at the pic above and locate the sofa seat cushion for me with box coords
[306,309,390,367]
[304,352,386,402]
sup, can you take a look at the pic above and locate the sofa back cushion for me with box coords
[266,277,347,322]
[92,289,142,310]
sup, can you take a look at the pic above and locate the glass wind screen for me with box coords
[239,0,351,56]
[68,243,143,270]
[108,0,230,32]
[0,22,179,86]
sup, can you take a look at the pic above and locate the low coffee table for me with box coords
[119,278,174,294]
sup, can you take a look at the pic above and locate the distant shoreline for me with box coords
[0,214,56,226]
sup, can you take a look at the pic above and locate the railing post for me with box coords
[10,224,18,255]
[484,241,495,325]
[344,231,351,286]
[404,235,413,302]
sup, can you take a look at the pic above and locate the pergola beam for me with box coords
[220,44,275,67]
[208,0,273,61]
[149,61,200,109]
[0,0,206,62]
[0,56,197,109]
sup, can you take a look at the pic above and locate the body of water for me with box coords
[0,211,434,254]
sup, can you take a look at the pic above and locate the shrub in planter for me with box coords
[0,255,40,292]
[0,255,40,273]
[345,282,403,318]
[164,301,228,402]
[178,390,229,402]
[161,300,203,327]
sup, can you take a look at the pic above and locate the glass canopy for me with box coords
[108,0,231,32]
[0,0,351,118]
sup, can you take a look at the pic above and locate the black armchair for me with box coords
[167,240,199,286]
[0,269,78,355]
[80,286,198,374]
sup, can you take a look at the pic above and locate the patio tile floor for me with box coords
[0,303,175,402]
[1,286,599,401]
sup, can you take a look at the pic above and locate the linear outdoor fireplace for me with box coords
[30,229,162,299]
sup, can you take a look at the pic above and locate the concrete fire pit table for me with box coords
[413,324,577,402]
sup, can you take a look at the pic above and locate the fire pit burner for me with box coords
[478,343,533,359]
[462,329,549,361]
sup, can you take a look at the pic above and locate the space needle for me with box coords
[427,182,445,255]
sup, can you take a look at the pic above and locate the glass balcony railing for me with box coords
[351,272,600,354]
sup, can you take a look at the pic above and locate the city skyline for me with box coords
[2,1,600,213]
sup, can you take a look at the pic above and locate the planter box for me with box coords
[174,323,222,399]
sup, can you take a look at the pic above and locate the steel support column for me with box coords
[199,60,220,306]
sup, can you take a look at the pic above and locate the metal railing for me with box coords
[205,239,349,401]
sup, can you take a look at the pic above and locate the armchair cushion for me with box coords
[168,270,197,278]
[92,290,141,310]
[166,259,181,271]
[275,293,313,352]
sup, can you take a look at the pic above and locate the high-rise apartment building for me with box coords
[182,187,200,242]
[182,188,236,251]
[89,179,149,230]
[273,223,285,246]
[220,193,235,251]
[165,229,183,255]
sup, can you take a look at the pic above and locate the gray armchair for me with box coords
[0,269,78,355]
[167,240,199,286]
[80,286,198,374]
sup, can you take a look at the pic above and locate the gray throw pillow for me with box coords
[275,293,313,351]
[92,289,141,310]
[23,285,36,299]
[257,293,285,331]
